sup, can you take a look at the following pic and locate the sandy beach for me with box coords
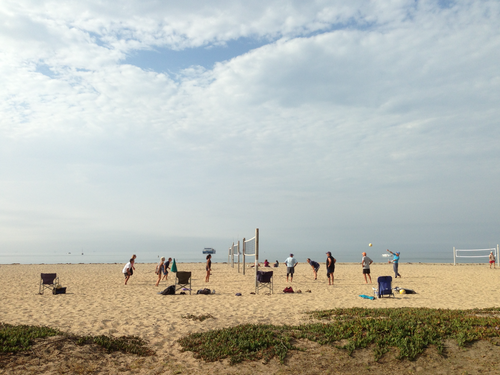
[2,261,500,373]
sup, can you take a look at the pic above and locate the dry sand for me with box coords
[2,261,500,373]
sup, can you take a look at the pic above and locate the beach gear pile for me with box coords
[159,285,176,295]
[394,287,416,294]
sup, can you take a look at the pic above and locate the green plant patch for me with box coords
[0,323,61,353]
[75,335,154,356]
[182,313,216,322]
[0,323,154,357]
[178,324,298,365]
[178,307,500,364]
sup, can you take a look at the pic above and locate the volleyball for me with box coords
[369,243,372,247]
[399,289,406,294]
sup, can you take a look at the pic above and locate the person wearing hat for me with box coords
[489,251,496,269]
[284,254,298,282]
[326,251,336,285]
[387,249,401,278]
[361,252,373,283]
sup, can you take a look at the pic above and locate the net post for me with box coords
[255,228,259,291]
[237,240,241,273]
[242,238,246,275]
[231,243,234,268]
[497,244,499,267]
[453,247,456,266]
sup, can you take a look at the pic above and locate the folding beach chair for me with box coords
[39,273,59,295]
[256,270,273,294]
[373,276,394,298]
[175,271,192,295]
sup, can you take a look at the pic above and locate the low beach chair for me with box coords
[39,273,59,295]
[256,270,273,294]
[175,271,192,295]
[373,276,394,298]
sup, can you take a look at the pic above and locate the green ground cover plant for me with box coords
[181,313,216,322]
[178,307,500,365]
[0,323,154,356]
[0,323,61,353]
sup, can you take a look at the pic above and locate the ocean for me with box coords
[1,244,497,265]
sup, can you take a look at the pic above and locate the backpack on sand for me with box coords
[160,285,176,295]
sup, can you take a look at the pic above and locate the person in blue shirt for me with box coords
[284,254,298,282]
[307,258,320,280]
[387,249,402,278]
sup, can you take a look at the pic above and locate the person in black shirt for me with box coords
[326,252,336,285]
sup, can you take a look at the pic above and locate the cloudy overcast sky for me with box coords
[1,0,499,263]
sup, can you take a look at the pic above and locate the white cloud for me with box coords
[0,0,499,261]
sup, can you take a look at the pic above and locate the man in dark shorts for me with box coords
[284,254,298,282]
[307,258,320,280]
[361,252,373,283]
[162,257,172,281]
[326,251,336,285]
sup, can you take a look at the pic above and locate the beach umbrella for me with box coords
[171,258,177,272]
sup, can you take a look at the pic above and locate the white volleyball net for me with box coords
[228,241,241,272]
[453,245,499,265]
[228,229,259,281]
[243,235,257,276]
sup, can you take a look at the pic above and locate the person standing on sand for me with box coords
[361,252,373,283]
[130,254,137,275]
[205,254,212,282]
[284,254,298,282]
[307,258,320,280]
[155,257,165,286]
[162,257,172,280]
[387,249,401,278]
[489,252,496,269]
[326,252,336,285]
[123,258,134,285]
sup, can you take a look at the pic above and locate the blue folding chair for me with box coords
[373,276,394,298]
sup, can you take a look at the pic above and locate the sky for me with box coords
[1,0,499,264]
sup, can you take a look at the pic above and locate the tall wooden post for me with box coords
[242,238,246,275]
[255,228,259,290]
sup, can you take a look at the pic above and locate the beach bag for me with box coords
[53,286,66,295]
[283,286,294,293]
[160,285,176,295]
[197,288,211,295]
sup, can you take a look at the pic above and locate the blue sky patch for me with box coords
[124,37,272,73]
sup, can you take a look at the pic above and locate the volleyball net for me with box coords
[453,245,499,265]
[228,241,241,272]
[227,228,260,279]
[242,230,259,276]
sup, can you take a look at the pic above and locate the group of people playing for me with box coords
[284,252,337,284]
[122,249,405,286]
[123,254,213,285]
[283,249,402,285]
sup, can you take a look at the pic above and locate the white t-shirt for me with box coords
[284,257,297,267]
[123,262,132,274]
[362,256,372,270]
